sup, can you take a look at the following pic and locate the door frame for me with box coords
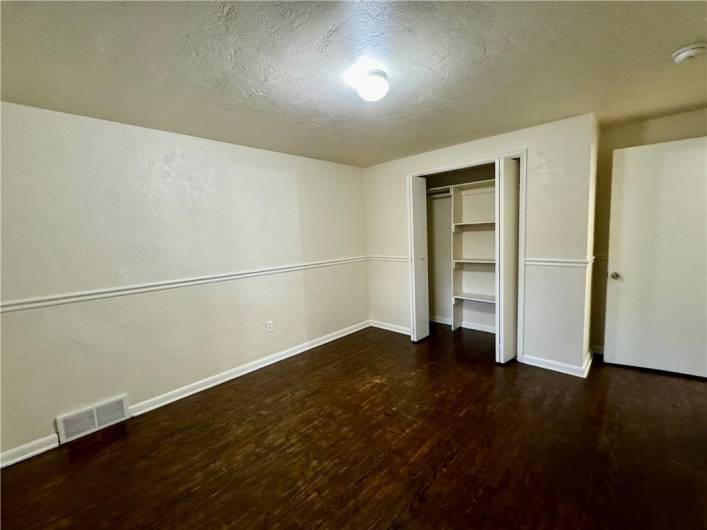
[406,150,528,360]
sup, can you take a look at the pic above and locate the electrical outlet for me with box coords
[265,320,274,333]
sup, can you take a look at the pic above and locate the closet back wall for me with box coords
[427,194,452,322]
[1,102,367,453]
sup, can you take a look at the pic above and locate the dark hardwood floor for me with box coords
[2,323,706,529]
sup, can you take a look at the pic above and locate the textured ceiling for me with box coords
[2,1,706,166]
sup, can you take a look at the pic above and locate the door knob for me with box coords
[610,272,622,279]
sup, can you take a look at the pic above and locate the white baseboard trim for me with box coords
[581,350,593,377]
[0,320,371,468]
[1,434,59,469]
[130,320,370,416]
[462,321,496,334]
[1,321,592,468]
[369,320,411,335]
[430,315,451,325]
[521,351,593,378]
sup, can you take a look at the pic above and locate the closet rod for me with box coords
[426,186,451,198]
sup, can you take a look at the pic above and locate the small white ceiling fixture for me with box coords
[672,42,706,64]
[343,57,390,102]
[356,70,389,102]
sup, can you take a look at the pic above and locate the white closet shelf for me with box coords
[454,292,496,304]
[453,221,495,228]
[454,258,496,264]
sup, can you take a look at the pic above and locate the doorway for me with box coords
[407,153,526,364]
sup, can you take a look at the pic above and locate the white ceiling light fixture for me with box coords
[343,57,390,102]
[356,70,389,102]
[672,41,706,64]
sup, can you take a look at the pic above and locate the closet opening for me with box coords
[408,155,523,364]
[427,163,496,333]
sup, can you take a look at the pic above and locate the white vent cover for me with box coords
[56,394,130,444]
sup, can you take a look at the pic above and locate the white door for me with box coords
[605,137,706,377]
[409,175,430,341]
[495,158,520,363]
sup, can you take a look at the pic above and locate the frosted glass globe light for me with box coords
[356,70,389,102]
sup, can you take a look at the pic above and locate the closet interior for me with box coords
[425,158,521,362]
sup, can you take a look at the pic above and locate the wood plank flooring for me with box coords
[2,323,706,529]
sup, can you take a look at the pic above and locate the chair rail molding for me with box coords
[366,255,410,262]
[1,257,377,313]
[524,256,595,268]
[1,256,414,312]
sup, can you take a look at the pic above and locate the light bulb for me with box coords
[355,70,389,102]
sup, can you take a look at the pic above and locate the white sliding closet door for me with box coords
[495,158,520,363]
[409,175,430,342]
[605,137,706,377]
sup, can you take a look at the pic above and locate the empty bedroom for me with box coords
[1,1,706,528]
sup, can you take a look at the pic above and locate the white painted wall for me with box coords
[364,114,598,375]
[1,105,601,459]
[591,108,707,351]
[1,102,368,452]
